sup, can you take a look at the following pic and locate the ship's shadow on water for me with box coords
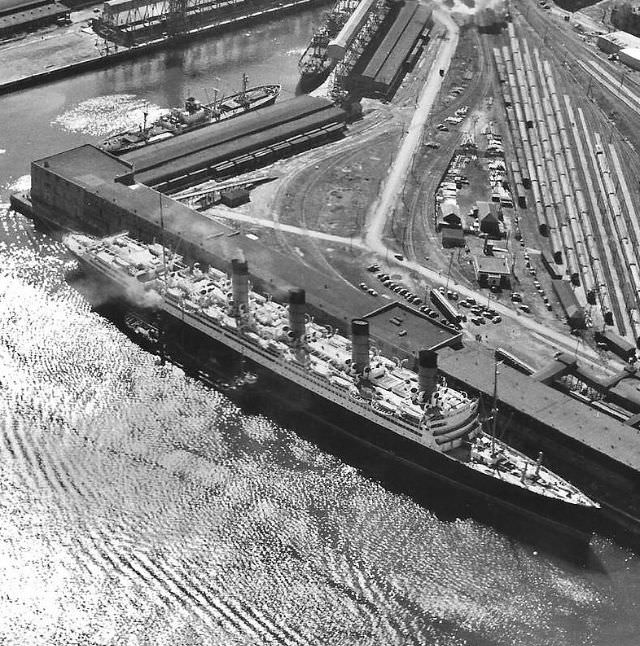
[82,292,604,568]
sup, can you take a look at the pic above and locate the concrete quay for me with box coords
[438,345,640,538]
[0,0,324,95]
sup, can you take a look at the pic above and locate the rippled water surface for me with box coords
[1,7,640,645]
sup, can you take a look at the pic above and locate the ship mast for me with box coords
[240,73,248,106]
[491,359,499,456]
[158,193,168,366]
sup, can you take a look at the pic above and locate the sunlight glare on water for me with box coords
[52,95,169,137]
[0,207,631,646]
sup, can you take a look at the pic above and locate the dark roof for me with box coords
[375,4,431,86]
[33,144,131,186]
[361,1,418,81]
[122,96,334,172]
[552,280,585,324]
[438,346,640,472]
[442,228,464,240]
[481,211,500,224]
[363,301,460,354]
[0,0,52,16]
[0,0,67,29]
[133,106,346,186]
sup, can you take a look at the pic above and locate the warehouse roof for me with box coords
[363,301,460,354]
[134,106,346,186]
[438,346,640,473]
[0,0,52,15]
[375,4,431,86]
[473,254,510,275]
[0,0,67,29]
[32,144,131,186]
[598,30,640,51]
[122,96,334,172]
[361,1,418,80]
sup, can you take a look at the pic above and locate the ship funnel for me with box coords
[288,288,306,343]
[351,319,370,374]
[418,350,438,398]
[231,258,249,316]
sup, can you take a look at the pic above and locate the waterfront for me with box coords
[1,8,640,645]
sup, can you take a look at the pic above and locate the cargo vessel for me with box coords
[297,0,357,92]
[101,76,281,155]
[64,231,601,540]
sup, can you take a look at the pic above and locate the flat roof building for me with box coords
[552,279,586,329]
[597,30,640,55]
[0,0,69,38]
[362,301,462,360]
[472,254,511,288]
[442,228,465,248]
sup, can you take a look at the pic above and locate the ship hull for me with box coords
[296,67,332,94]
[70,255,598,547]
[102,85,280,155]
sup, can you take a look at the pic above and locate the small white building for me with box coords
[597,31,640,55]
[619,47,640,71]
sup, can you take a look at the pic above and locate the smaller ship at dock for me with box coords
[100,75,281,155]
[297,0,358,92]
[63,231,602,543]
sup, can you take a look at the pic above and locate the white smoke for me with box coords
[475,0,505,11]
[124,282,164,309]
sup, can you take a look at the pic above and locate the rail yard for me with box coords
[8,0,640,548]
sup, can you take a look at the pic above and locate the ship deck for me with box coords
[438,346,640,475]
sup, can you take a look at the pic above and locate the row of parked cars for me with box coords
[367,264,447,321]
[459,297,502,325]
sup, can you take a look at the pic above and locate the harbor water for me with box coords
[1,7,640,645]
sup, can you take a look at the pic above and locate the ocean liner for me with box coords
[101,76,280,155]
[64,232,601,538]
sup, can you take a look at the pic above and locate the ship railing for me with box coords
[172,302,427,437]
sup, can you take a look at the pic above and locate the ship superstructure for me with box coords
[64,232,600,535]
[101,77,281,155]
[298,0,359,91]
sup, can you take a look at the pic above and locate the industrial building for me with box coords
[346,0,432,99]
[441,228,465,249]
[472,254,511,289]
[0,0,69,38]
[552,279,586,329]
[595,329,637,362]
[326,0,375,61]
[619,47,640,71]
[92,0,269,45]
[121,96,347,191]
[596,30,640,55]
[362,302,462,359]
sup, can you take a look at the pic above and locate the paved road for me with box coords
[205,206,367,247]
[357,5,613,369]
[364,6,460,250]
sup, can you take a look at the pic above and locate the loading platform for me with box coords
[121,96,347,191]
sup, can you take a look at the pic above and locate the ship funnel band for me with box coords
[351,319,369,336]
[288,288,306,305]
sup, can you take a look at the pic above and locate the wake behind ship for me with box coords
[63,232,601,541]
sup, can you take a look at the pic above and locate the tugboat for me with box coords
[101,74,281,155]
